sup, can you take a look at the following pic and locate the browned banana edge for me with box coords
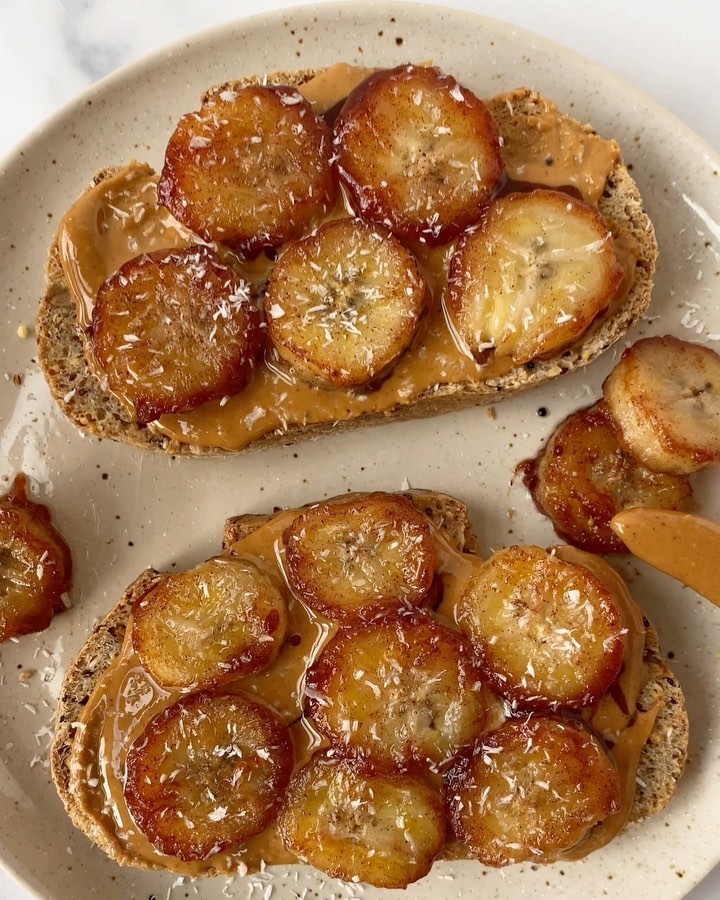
[51,490,686,871]
[36,73,657,455]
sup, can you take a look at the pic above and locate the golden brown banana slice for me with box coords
[446,189,623,364]
[278,750,445,888]
[305,611,487,767]
[92,245,262,423]
[458,546,624,709]
[445,716,620,866]
[124,690,293,861]
[0,474,72,643]
[334,64,503,244]
[132,557,288,690]
[158,84,336,255]
[283,493,437,623]
[603,335,720,474]
[525,402,693,553]
[266,217,427,388]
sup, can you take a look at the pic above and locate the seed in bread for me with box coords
[0,474,72,643]
[158,84,336,256]
[334,64,503,244]
[446,189,624,364]
[92,245,262,423]
[131,557,288,690]
[304,610,488,767]
[603,335,720,475]
[278,750,446,888]
[266,217,427,388]
[525,401,693,553]
[445,716,621,866]
[282,492,437,623]
[124,690,293,861]
[457,545,624,709]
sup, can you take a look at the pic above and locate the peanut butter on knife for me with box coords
[610,508,720,607]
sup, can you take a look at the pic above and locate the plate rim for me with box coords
[0,2,718,899]
[1,0,719,178]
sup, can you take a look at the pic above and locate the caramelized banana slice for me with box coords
[266,218,427,388]
[124,690,292,860]
[458,546,624,709]
[0,474,72,643]
[278,750,445,888]
[283,493,437,623]
[305,611,487,766]
[446,190,623,364]
[445,716,620,866]
[334,64,503,244]
[132,557,287,690]
[526,402,692,553]
[603,335,720,474]
[92,245,262,423]
[158,85,336,255]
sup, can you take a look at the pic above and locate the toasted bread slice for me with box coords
[36,71,657,455]
[51,490,686,873]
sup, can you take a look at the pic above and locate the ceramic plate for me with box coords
[1,3,719,898]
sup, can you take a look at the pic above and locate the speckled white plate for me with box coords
[1,3,720,899]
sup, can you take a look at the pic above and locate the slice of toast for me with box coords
[36,72,657,455]
[51,490,687,873]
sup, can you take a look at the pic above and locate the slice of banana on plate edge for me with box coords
[603,334,720,475]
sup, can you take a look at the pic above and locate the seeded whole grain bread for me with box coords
[36,71,658,455]
[50,490,687,871]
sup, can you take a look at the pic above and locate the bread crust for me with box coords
[36,74,658,455]
[51,490,687,870]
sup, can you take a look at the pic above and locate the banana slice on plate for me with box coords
[283,493,437,623]
[158,84,336,255]
[277,750,445,888]
[457,545,624,709]
[304,611,487,767]
[0,474,72,642]
[92,245,263,423]
[124,690,293,861]
[603,335,720,474]
[445,716,620,866]
[132,557,288,690]
[334,64,503,244]
[446,189,623,364]
[527,402,693,553]
[266,217,427,388]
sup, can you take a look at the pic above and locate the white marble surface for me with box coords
[0,1,719,898]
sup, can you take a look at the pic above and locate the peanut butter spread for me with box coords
[611,508,720,608]
[68,505,653,874]
[494,92,620,206]
[56,65,636,451]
